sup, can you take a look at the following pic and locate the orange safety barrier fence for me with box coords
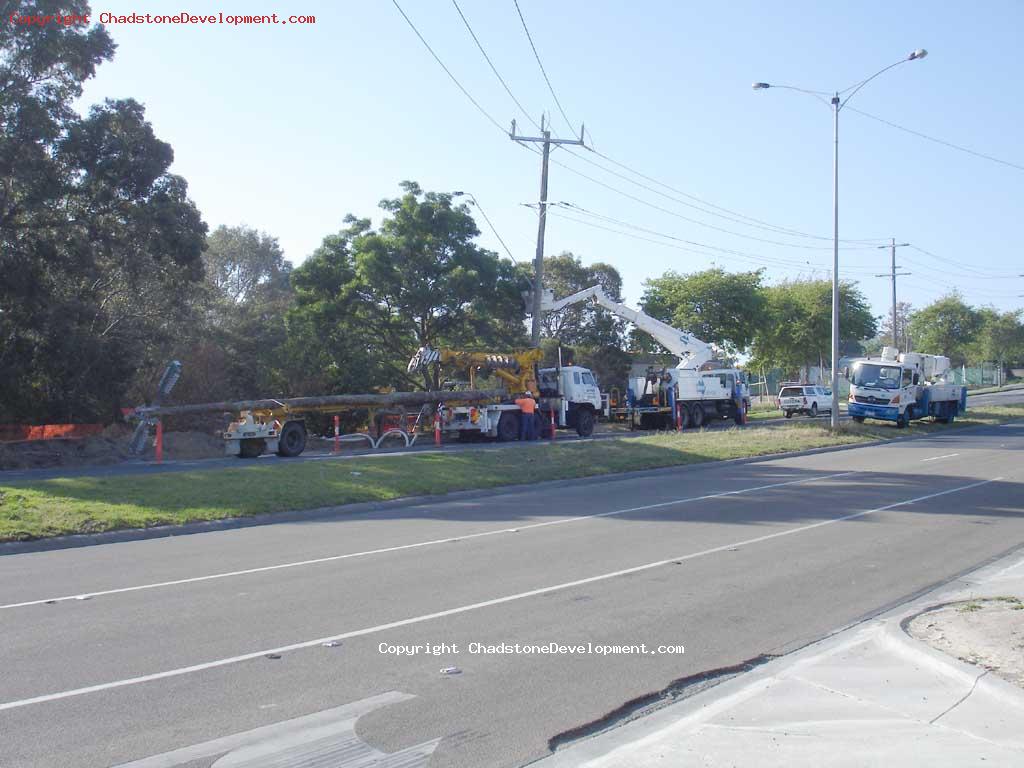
[0,423,106,442]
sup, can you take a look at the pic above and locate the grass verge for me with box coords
[1,404,1021,542]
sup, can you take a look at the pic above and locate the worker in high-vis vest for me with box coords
[514,393,537,441]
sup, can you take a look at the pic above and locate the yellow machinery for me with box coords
[407,346,543,397]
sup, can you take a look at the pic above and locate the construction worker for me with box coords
[733,379,746,425]
[514,392,537,441]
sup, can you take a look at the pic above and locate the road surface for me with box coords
[2,389,1018,482]
[1,418,1022,767]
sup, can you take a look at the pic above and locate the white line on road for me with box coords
[0,472,856,611]
[920,453,960,462]
[0,476,1001,713]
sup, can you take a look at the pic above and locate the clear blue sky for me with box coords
[78,0,1024,320]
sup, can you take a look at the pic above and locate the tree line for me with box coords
[3,6,1021,424]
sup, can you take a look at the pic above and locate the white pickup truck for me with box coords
[778,384,833,418]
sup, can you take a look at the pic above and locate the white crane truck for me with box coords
[541,286,750,429]
[845,346,966,428]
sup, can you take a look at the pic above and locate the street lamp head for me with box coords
[908,48,928,60]
[752,82,771,90]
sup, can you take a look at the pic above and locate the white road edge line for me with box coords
[0,476,1001,713]
[0,472,857,611]
[920,453,960,462]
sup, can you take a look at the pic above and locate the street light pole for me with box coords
[752,49,927,431]
[831,92,840,429]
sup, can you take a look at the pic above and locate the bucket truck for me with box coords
[845,346,966,427]
[541,286,750,429]
[407,346,604,439]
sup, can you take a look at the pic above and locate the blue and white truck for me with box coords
[845,347,967,428]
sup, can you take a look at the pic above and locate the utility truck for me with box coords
[845,346,966,427]
[541,286,750,429]
[407,346,604,439]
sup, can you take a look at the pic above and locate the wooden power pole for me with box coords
[510,115,585,345]
[876,238,911,349]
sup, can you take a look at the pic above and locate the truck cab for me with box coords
[846,347,966,427]
[538,365,604,435]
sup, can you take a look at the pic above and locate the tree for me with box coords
[1,10,207,421]
[639,268,765,357]
[975,309,1024,372]
[288,182,528,393]
[750,279,876,375]
[349,182,527,389]
[203,225,290,305]
[878,300,914,351]
[534,252,625,348]
[908,293,982,367]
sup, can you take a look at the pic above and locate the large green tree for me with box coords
[750,279,876,375]
[908,293,982,367]
[288,182,528,392]
[639,268,765,358]
[0,5,207,421]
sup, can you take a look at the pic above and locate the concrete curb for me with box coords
[531,545,1024,767]
[1,419,1016,556]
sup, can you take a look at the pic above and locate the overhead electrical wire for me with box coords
[451,0,542,132]
[847,107,1024,173]
[558,145,887,244]
[512,0,576,134]
[547,203,880,275]
[547,156,880,251]
[908,245,1021,279]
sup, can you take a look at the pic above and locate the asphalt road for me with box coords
[1,419,1023,767]
[3,389,1019,483]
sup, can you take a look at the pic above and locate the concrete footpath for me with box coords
[537,547,1024,767]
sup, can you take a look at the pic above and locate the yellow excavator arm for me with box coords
[408,346,543,396]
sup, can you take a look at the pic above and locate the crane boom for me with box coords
[542,285,713,370]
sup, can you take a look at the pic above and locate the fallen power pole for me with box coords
[135,390,508,418]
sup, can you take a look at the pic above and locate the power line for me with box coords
[512,0,576,134]
[575,147,886,245]
[547,156,879,251]
[907,245,1021,279]
[547,203,879,274]
[451,0,542,132]
[847,106,1024,173]
[558,145,886,244]
[392,0,542,160]
[391,0,508,135]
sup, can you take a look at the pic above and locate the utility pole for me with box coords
[510,116,585,345]
[876,238,911,349]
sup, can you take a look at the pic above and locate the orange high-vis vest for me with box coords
[514,397,536,414]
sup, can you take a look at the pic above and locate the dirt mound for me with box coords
[0,433,131,470]
[0,426,224,470]
[149,430,224,460]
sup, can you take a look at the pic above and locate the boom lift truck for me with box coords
[407,346,604,440]
[845,346,966,427]
[541,286,750,429]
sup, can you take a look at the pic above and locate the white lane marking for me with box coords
[0,472,856,610]
[109,691,438,768]
[0,476,1000,713]
[920,453,960,462]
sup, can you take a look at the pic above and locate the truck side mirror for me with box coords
[842,366,850,380]
[913,373,920,385]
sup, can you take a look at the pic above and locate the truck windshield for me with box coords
[851,364,902,390]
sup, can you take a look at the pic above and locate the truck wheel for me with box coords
[239,438,265,459]
[784,410,793,419]
[810,403,818,418]
[896,412,908,429]
[852,416,865,423]
[497,411,519,442]
[575,409,595,437]
[277,421,307,457]
[689,404,705,428]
